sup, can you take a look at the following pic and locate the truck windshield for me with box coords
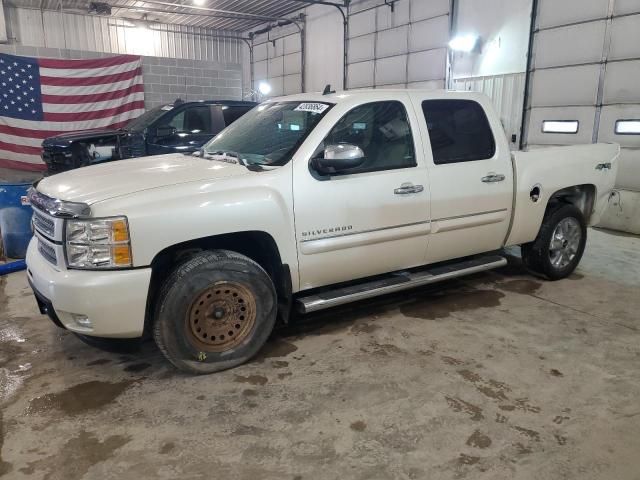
[203,101,332,166]
[125,105,173,132]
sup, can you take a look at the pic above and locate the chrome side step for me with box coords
[295,255,507,314]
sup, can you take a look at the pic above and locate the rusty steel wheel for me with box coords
[185,281,257,352]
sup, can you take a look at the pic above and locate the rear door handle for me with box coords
[394,182,424,195]
[482,173,506,183]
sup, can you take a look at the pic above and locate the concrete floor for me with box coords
[1,228,639,480]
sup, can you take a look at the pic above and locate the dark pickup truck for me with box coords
[42,99,256,174]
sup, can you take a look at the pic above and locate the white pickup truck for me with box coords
[26,89,619,374]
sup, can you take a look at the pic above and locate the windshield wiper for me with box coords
[204,150,264,171]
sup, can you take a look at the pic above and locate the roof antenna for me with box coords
[323,84,336,95]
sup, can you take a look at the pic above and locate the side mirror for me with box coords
[155,126,177,137]
[312,144,365,175]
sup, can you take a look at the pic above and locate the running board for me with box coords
[295,255,507,314]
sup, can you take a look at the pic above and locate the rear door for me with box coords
[410,94,513,264]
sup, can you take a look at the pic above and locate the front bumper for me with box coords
[26,238,152,338]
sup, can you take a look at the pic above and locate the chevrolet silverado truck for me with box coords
[26,89,619,374]
[42,99,256,174]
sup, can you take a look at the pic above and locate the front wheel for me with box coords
[521,203,587,280]
[153,250,277,374]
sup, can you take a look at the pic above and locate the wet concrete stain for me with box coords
[500,398,541,414]
[569,272,585,280]
[277,372,292,380]
[272,361,289,369]
[159,441,175,454]
[513,426,541,442]
[18,430,130,480]
[550,368,564,377]
[350,420,366,432]
[234,374,268,386]
[369,342,403,356]
[400,288,505,320]
[86,359,111,366]
[457,370,511,402]
[495,413,508,423]
[553,415,570,424]
[495,279,542,295]
[123,362,151,373]
[0,410,12,477]
[242,389,258,397]
[27,380,136,415]
[254,338,298,362]
[554,433,567,445]
[466,430,492,449]
[458,453,480,465]
[445,396,484,421]
[441,355,465,366]
[515,442,532,455]
[350,322,381,334]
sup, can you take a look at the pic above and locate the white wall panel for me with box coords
[410,0,449,22]
[254,43,268,62]
[376,26,408,58]
[375,55,407,85]
[409,79,445,89]
[614,0,640,15]
[409,15,449,52]
[530,65,601,107]
[535,21,606,68]
[254,60,268,82]
[609,15,640,61]
[537,0,609,28]
[603,60,640,104]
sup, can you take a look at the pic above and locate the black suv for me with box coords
[42,99,256,174]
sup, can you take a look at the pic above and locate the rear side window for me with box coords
[422,100,495,165]
[222,106,253,126]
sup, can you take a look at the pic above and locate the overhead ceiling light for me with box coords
[193,0,206,5]
[258,81,272,96]
[449,34,480,53]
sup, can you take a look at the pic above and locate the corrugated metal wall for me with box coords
[5,6,243,63]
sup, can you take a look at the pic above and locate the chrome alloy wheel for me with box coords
[549,217,581,269]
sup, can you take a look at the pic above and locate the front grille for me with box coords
[33,210,55,239]
[37,239,57,265]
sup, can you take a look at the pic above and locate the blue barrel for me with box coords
[0,182,34,259]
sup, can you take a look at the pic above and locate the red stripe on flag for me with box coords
[0,158,46,171]
[0,124,64,140]
[0,140,42,155]
[38,55,141,69]
[43,101,145,122]
[40,67,142,87]
[41,84,145,104]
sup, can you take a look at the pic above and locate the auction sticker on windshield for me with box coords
[294,103,330,114]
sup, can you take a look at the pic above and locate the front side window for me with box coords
[160,106,213,134]
[422,99,496,165]
[203,101,332,166]
[322,101,416,174]
[222,106,254,127]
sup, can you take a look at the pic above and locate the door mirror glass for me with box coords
[155,126,177,137]
[312,144,365,174]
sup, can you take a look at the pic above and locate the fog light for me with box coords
[72,314,92,328]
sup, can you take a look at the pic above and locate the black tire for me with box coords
[74,333,142,353]
[153,250,277,374]
[521,203,587,280]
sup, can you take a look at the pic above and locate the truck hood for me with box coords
[42,128,125,147]
[36,153,251,205]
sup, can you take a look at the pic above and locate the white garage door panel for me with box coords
[527,106,596,145]
[254,60,267,81]
[254,43,268,62]
[283,53,301,75]
[376,55,407,85]
[410,0,449,22]
[531,65,601,107]
[614,0,640,16]
[615,149,640,191]
[409,80,445,90]
[283,35,301,56]
[407,49,446,82]
[267,38,284,58]
[378,83,407,89]
[409,16,449,52]
[348,34,375,63]
[284,74,302,95]
[535,21,606,68]
[348,61,374,88]
[269,76,284,97]
[598,105,640,147]
[349,8,376,37]
[537,0,609,29]
[268,56,284,77]
[377,26,409,58]
[377,0,410,29]
[609,15,640,61]
[603,60,640,104]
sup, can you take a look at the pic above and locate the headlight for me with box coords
[65,216,132,269]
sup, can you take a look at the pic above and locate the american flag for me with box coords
[0,53,145,171]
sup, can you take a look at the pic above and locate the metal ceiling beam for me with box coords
[137,0,292,22]
[284,0,347,7]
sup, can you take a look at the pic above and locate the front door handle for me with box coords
[482,173,506,183]
[595,162,612,171]
[394,182,424,195]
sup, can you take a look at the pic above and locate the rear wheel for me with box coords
[521,203,587,280]
[153,250,277,374]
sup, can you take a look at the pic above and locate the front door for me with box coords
[147,105,218,155]
[293,98,431,290]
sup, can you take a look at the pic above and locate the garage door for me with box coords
[252,29,303,96]
[347,0,450,90]
[522,0,640,192]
